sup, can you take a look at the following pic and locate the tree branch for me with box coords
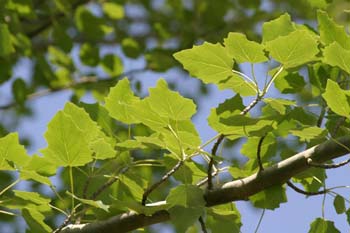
[61,135,350,233]
[0,68,146,110]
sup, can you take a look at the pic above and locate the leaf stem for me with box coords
[232,69,259,93]
[263,66,284,95]
[0,179,20,196]
[254,208,265,233]
[69,166,75,210]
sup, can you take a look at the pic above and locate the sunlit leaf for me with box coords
[265,29,319,68]
[102,2,124,20]
[322,79,350,118]
[224,32,267,63]
[22,208,52,233]
[317,10,350,49]
[174,42,233,84]
[323,42,350,74]
[0,133,30,170]
[262,13,296,42]
[290,126,327,141]
[105,78,140,124]
[41,111,93,167]
[0,23,14,57]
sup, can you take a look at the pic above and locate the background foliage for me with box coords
[1,0,350,232]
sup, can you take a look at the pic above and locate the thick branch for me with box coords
[61,135,350,233]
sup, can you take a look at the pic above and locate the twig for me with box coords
[90,167,129,200]
[286,180,328,196]
[198,216,208,233]
[207,134,224,190]
[82,177,91,199]
[142,160,184,205]
[53,211,74,233]
[207,94,262,190]
[307,158,350,169]
[332,117,346,136]
[0,68,146,110]
[257,135,266,171]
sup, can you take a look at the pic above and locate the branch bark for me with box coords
[61,135,350,233]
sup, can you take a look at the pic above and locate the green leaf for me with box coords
[206,204,242,233]
[145,49,175,71]
[263,98,295,115]
[333,195,346,214]
[129,79,197,130]
[90,138,116,160]
[54,0,71,13]
[290,126,327,141]
[317,10,350,49]
[48,46,74,71]
[240,134,277,160]
[20,170,52,186]
[68,192,109,212]
[102,2,124,20]
[224,32,267,63]
[273,70,306,94]
[121,38,142,58]
[61,102,116,159]
[0,23,15,57]
[168,206,203,233]
[79,102,116,137]
[75,6,113,41]
[79,43,99,67]
[249,185,287,210]
[323,42,350,74]
[13,190,51,206]
[0,133,30,169]
[262,13,296,42]
[101,54,123,77]
[6,0,34,17]
[22,208,52,233]
[265,29,319,68]
[308,218,340,233]
[322,79,350,118]
[166,184,205,208]
[12,78,27,105]
[24,155,57,176]
[41,111,93,167]
[174,42,233,84]
[217,75,257,96]
[147,79,196,121]
[293,167,326,192]
[164,155,206,184]
[105,78,141,124]
[131,99,169,130]
[346,209,350,225]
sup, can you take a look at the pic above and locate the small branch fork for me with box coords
[207,94,263,190]
[287,157,350,197]
[286,181,328,196]
[142,160,184,205]
[307,158,350,169]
